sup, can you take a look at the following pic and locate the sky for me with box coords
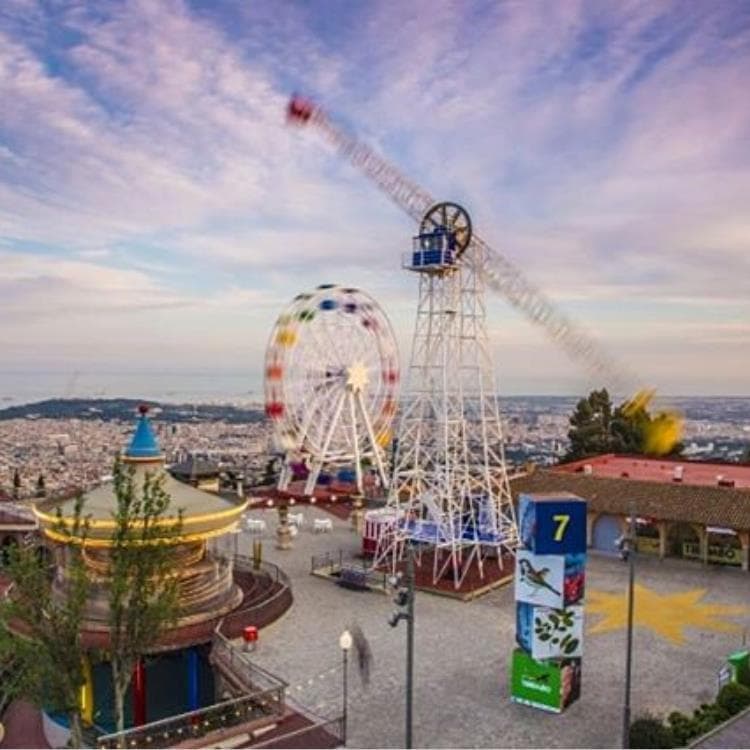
[1,0,749,400]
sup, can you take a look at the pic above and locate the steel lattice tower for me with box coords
[375,204,518,589]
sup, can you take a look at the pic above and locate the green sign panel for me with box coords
[510,649,581,713]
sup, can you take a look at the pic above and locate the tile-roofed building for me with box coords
[511,457,750,571]
[554,454,750,489]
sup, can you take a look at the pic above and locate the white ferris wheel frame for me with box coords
[264,284,399,496]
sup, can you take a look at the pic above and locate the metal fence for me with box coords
[219,558,293,637]
[310,550,388,592]
[96,686,286,749]
[211,628,289,695]
[252,715,344,749]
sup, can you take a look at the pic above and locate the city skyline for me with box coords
[1,1,749,395]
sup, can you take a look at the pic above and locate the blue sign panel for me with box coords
[518,494,587,555]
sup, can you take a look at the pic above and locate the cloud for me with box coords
[0,0,748,395]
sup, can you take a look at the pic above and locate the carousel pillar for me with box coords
[187,648,200,712]
[132,658,147,726]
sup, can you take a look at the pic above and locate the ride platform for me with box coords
[389,548,515,601]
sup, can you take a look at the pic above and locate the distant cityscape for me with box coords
[1,396,748,501]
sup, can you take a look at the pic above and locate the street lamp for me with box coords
[339,629,352,746]
[622,505,637,748]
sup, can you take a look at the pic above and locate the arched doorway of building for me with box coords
[667,522,700,560]
[592,514,622,555]
[1,535,18,567]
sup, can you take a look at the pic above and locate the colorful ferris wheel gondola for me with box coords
[264,284,399,496]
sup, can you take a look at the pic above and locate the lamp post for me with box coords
[622,505,637,749]
[339,629,352,746]
[388,544,415,749]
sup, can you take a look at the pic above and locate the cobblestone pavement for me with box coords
[233,508,750,748]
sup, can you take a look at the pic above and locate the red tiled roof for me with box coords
[511,468,750,530]
[554,454,750,489]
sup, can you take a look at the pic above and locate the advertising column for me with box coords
[510,492,588,713]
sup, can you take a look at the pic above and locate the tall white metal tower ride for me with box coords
[375,203,517,587]
[286,95,684,582]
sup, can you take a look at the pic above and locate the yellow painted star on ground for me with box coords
[587,584,749,646]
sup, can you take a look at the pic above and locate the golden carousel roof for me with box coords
[33,406,247,547]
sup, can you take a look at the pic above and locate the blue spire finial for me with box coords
[126,405,161,459]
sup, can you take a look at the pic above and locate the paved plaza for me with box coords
[232,506,750,748]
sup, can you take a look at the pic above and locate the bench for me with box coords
[338,565,370,591]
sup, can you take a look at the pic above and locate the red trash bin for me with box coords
[243,625,259,652]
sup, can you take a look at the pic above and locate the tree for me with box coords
[565,389,613,461]
[610,401,650,454]
[12,468,21,499]
[35,473,46,498]
[0,497,91,748]
[564,388,683,460]
[108,459,183,741]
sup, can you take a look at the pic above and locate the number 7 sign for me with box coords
[518,494,587,554]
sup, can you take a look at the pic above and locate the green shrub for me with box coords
[667,711,699,747]
[629,714,674,749]
[717,682,750,716]
[690,702,729,738]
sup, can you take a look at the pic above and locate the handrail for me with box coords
[216,557,293,638]
[211,628,289,693]
[252,715,344,749]
[97,685,285,749]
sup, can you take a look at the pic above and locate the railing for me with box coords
[252,716,344,749]
[310,550,344,576]
[96,686,286,749]
[219,558,293,637]
[211,628,288,696]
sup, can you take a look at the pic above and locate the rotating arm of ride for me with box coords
[287,94,682,454]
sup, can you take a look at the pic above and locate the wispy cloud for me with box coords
[0,0,748,394]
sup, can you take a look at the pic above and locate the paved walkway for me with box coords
[235,505,750,748]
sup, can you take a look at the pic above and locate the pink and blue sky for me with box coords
[1,0,749,398]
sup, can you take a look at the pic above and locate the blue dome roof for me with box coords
[126,413,161,459]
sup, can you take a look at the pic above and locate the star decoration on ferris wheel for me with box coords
[346,362,369,392]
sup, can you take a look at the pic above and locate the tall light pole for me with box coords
[388,543,415,748]
[622,505,637,749]
[339,629,352,746]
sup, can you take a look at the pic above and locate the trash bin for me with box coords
[728,650,750,686]
[243,625,259,652]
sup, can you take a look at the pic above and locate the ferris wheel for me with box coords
[264,284,399,495]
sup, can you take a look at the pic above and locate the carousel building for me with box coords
[29,407,292,742]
